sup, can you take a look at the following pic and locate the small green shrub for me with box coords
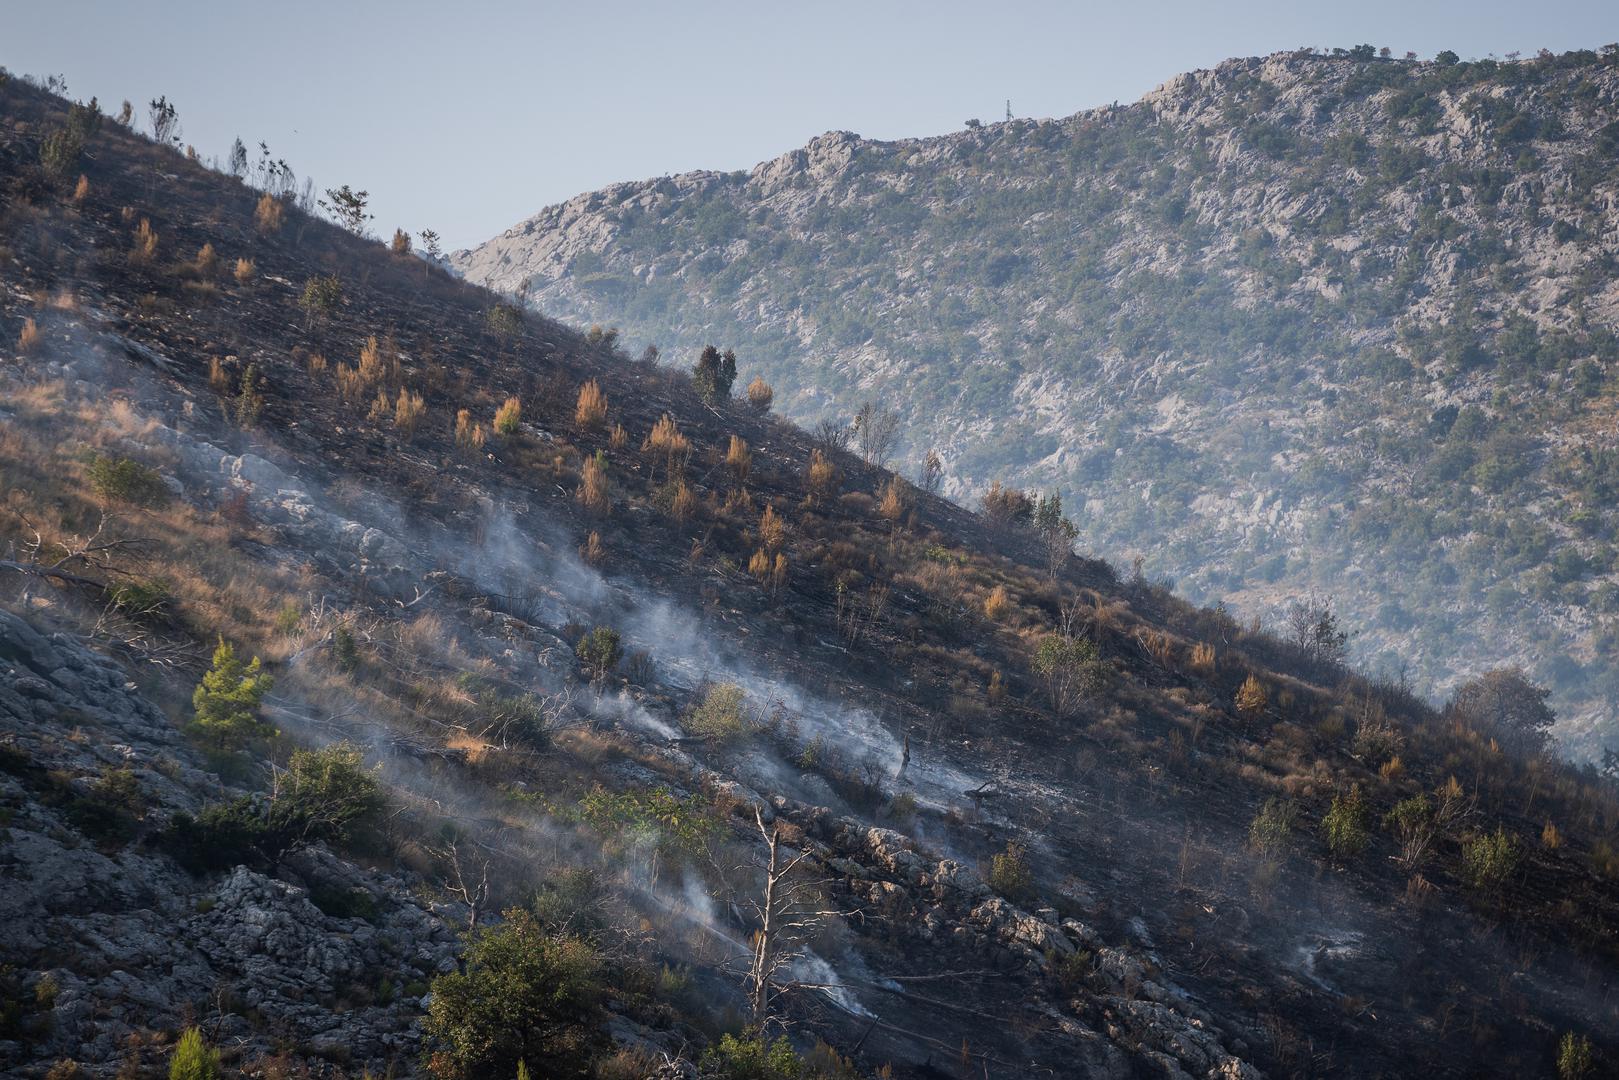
[574,626,622,684]
[298,274,344,320]
[107,577,171,617]
[421,910,602,1080]
[167,1027,221,1080]
[165,742,382,871]
[988,840,1035,901]
[699,1033,803,1080]
[573,785,718,861]
[685,683,747,740]
[1462,827,1520,894]
[86,453,168,506]
[191,638,274,749]
[1248,797,1298,855]
[1558,1031,1594,1080]
[1321,785,1370,862]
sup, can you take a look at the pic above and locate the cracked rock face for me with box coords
[0,609,457,1077]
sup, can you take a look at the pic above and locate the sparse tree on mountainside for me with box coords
[320,185,373,236]
[1035,492,1078,580]
[852,401,902,469]
[227,137,248,178]
[918,450,944,496]
[148,95,180,144]
[419,228,442,260]
[1286,592,1349,668]
[1449,668,1557,758]
[191,638,273,749]
[692,345,737,403]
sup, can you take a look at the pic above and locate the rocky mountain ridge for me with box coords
[456,46,1619,755]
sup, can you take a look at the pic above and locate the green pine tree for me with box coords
[192,637,275,749]
[168,1027,221,1080]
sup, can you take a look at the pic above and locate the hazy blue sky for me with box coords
[5,1,1615,249]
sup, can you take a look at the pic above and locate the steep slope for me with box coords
[455,47,1619,756]
[5,68,1619,1079]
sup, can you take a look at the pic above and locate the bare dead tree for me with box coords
[744,808,851,1028]
[812,418,852,457]
[917,450,944,496]
[852,401,903,470]
[836,581,889,646]
[433,835,493,931]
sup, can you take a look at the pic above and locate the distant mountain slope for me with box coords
[456,47,1619,755]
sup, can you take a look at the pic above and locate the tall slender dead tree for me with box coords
[744,809,846,1027]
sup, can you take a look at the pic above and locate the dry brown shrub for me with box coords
[193,242,218,277]
[746,375,774,414]
[669,480,696,522]
[983,585,1009,621]
[71,175,89,203]
[390,228,412,256]
[130,218,157,264]
[759,504,786,553]
[725,435,751,484]
[1190,641,1216,675]
[806,448,837,503]
[877,476,908,525]
[578,452,610,514]
[575,379,608,430]
[1236,674,1268,720]
[207,356,233,394]
[233,257,255,284]
[1138,628,1173,666]
[254,193,283,234]
[394,388,425,434]
[644,413,690,476]
[608,422,628,450]
[493,395,522,435]
[454,409,486,451]
[17,317,41,354]
[580,530,604,565]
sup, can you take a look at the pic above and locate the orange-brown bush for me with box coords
[193,243,218,278]
[580,530,604,566]
[806,449,838,503]
[232,257,255,284]
[758,504,787,554]
[725,435,751,484]
[207,356,233,394]
[578,452,610,515]
[394,389,426,434]
[17,317,41,354]
[493,396,522,436]
[254,193,283,234]
[1236,675,1268,720]
[746,375,774,414]
[1190,642,1216,675]
[454,409,486,452]
[644,414,690,477]
[984,585,1010,621]
[130,218,158,265]
[669,480,697,523]
[877,477,907,526]
[575,379,608,430]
